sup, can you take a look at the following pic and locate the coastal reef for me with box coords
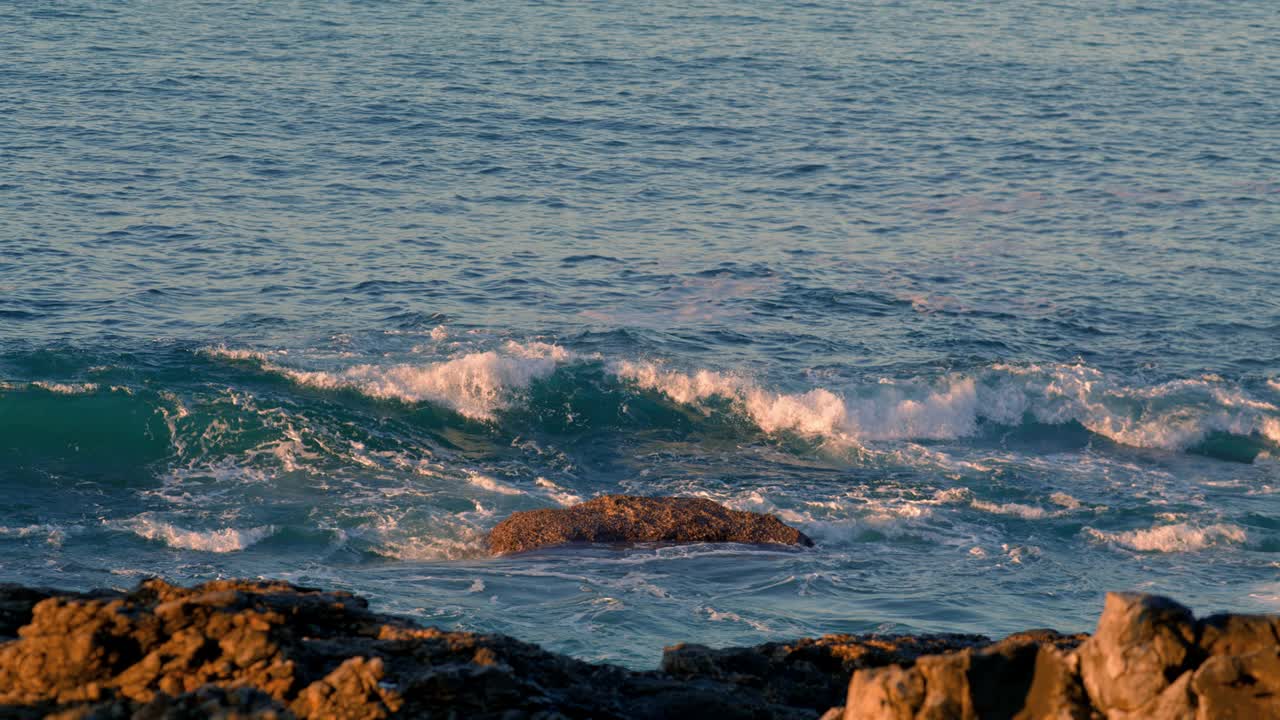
[487,495,815,555]
[0,580,1275,719]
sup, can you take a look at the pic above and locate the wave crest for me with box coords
[279,341,575,420]
[206,344,1279,457]
[615,360,1280,456]
[124,517,276,553]
[1083,523,1247,552]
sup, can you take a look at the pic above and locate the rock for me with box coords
[0,578,841,719]
[662,632,990,711]
[1,581,1276,719]
[840,593,1279,720]
[845,662,925,720]
[1078,593,1198,718]
[1018,643,1092,720]
[487,495,814,554]
[1196,612,1280,657]
[0,584,57,639]
[290,656,402,719]
[842,631,1091,720]
[1191,646,1280,719]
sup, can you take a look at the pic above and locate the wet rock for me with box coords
[488,495,814,554]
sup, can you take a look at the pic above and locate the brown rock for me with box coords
[840,593,1279,720]
[1078,592,1198,718]
[0,578,842,719]
[845,661,925,720]
[1196,613,1280,658]
[1191,647,1280,720]
[291,656,402,719]
[0,584,58,639]
[487,495,814,554]
[1017,644,1091,720]
[843,633,1076,720]
[662,632,989,710]
[4,580,1277,720]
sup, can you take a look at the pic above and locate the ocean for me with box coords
[2,0,1277,668]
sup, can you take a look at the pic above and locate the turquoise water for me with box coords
[3,0,1279,667]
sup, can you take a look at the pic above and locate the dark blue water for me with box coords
[3,0,1278,667]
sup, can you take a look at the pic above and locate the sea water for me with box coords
[2,0,1278,668]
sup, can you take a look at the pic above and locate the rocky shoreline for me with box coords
[0,579,1275,719]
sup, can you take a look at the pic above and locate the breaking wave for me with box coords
[1082,523,1248,552]
[201,345,1280,460]
[123,517,276,553]
[271,341,576,421]
[612,360,1280,459]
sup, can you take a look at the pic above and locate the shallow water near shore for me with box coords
[3,0,1279,668]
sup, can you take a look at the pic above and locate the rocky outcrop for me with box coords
[834,592,1280,719]
[488,495,815,554]
[0,578,879,719]
[0,580,1275,719]
[661,632,998,711]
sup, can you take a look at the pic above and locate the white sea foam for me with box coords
[212,343,1279,453]
[613,359,1280,452]
[372,533,488,561]
[467,471,525,495]
[1049,492,1082,509]
[701,606,772,632]
[1002,544,1042,565]
[0,523,77,546]
[351,508,490,561]
[612,360,980,444]
[535,477,583,506]
[200,345,285,362]
[1083,523,1247,552]
[280,341,576,420]
[31,381,99,394]
[933,487,974,504]
[987,363,1280,451]
[970,500,1052,520]
[124,517,276,552]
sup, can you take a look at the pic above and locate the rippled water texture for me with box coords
[2,1,1278,667]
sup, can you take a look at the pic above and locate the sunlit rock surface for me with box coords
[488,495,815,554]
[0,580,1275,719]
[836,592,1280,720]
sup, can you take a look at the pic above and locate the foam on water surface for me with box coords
[275,342,577,421]
[122,517,277,553]
[1083,523,1250,553]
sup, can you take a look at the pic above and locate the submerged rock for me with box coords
[487,494,815,554]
